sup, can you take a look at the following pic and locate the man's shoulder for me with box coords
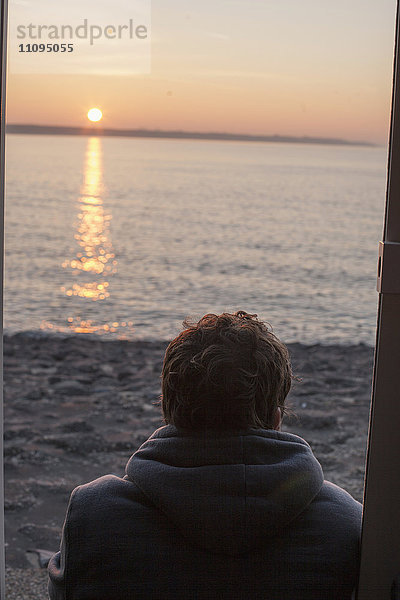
[72,473,128,495]
[67,473,150,519]
[319,480,362,516]
[308,479,362,539]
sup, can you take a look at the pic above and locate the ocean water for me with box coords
[4,134,387,345]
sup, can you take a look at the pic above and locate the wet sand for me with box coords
[4,332,374,597]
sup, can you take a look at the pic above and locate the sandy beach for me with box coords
[4,332,374,598]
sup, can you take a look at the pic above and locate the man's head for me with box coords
[161,311,292,431]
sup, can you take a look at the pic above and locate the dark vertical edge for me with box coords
[0,0,7,597]
[384,0,400,243]
[358,0,399,571]
[356,1,400,598]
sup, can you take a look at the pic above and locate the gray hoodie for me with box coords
[48,426,362,599]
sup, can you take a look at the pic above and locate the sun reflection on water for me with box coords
[61,136,117,301]
[40,136,134,337]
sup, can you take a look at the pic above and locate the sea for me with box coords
[4,133,388,345]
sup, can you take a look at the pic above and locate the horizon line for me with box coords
[6,123,376,147]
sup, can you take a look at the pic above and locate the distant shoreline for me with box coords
[6,123,375,147]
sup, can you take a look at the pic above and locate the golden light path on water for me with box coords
[41,136,134,337]
[61,136,116,301]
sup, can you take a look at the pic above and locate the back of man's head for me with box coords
[161,311,292,431]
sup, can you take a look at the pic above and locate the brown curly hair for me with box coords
[161,311,292,430]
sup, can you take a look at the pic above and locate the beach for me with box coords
[4,332,374,597]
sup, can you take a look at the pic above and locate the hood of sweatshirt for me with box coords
[125,425,324,556]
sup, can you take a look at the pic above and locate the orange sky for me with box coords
[6,0,397,144]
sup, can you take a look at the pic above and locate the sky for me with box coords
[6,0,398,144]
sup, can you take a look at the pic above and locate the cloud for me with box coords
[204,32,230,42]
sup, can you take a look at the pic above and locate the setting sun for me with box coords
[87,108,103,123]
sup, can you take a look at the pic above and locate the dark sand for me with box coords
[4,333,374,597]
